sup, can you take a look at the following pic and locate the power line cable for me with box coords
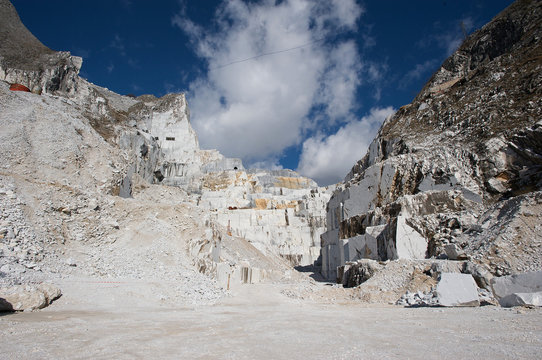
[210,36,327,70]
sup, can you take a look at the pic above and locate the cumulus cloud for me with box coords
[249,159,284,171]
[172,0,365,164]
[296,107,395,186]
[317,41,362,122]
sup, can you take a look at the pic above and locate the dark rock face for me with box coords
[0,0,54,70]
[321,0,542,280]
[465,15,523,69]
[0,0,82,95]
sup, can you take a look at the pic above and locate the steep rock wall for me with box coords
[321,0,542,280]
[200,171,332,266]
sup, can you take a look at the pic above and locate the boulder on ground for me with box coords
[445,244,467,260]
[499,292,542,307]
[463,262,493,290]
[37,283,62,304]
[491,271,542,307]
[435,273,480,307]
[0,283,62,312]
[340,259,384,287]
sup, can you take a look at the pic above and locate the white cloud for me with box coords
[317,41,362,122]
[249,159,284,171]
[173,0,365,165]
[110,34,126,56]
[399,59,438,89]
[417,17,475,56]
[296,106,395,186]
[312,0,363,32]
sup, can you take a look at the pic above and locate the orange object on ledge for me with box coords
[9,83,31,92]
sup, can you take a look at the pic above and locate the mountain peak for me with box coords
[0,0,55,70]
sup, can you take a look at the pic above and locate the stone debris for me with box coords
[444,244,467,261]
[396,290,438,307]
[397,272,482,307]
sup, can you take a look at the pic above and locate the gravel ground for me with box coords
[1,281,541,360]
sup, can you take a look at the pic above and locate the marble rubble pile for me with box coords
[396,273,482,307]
[320,0,542,301]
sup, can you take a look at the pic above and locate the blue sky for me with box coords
[12,0,513,185]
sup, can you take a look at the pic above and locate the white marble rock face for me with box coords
[130,93,332,267]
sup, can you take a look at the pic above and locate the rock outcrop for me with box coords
[201,170,332,266]
[321,0,542,280]
[0,0,82,95]
[111,89,332,267]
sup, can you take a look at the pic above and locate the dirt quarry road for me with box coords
[1,278,541,360]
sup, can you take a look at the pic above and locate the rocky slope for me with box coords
[0,0,330,310]
[321,0,542,281]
